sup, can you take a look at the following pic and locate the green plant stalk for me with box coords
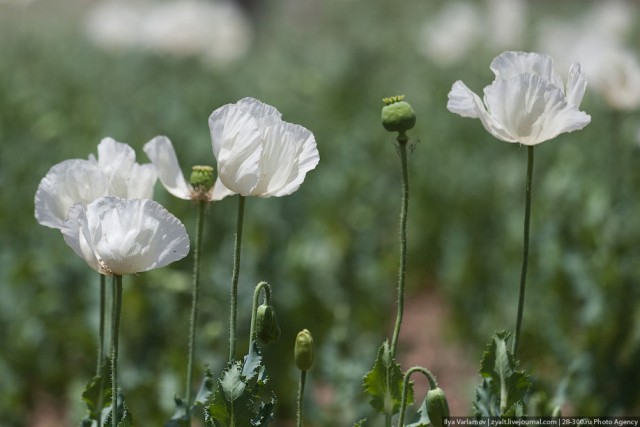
[397,367,438,427]
[249,281,271,342]
[97,273,106,427]
[111,275,123,427]
[228,195,246,363]
[98,274,106,374]
[186,200,206,410]
[513,146,534,356]
[390,135,409,358]
[296,370,307,427]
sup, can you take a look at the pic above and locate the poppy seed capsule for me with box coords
[189,165,215,192]
[425,387,450,427]
[381,95,416,133]
[294,329,314,371]
[256,303,281,344]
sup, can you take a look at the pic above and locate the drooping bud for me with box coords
[381,95,416,134]
[189,165,215,194]
[425,387,450,427]
[294,329,314,371]
[255,303,281,344]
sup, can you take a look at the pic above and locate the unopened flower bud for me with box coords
[256,303,281,344]
[381,95,416,134]
[294,329,314,371]
[189,165,214,193]
[426,387,450,427]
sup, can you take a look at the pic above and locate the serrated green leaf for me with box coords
[474,332,531,416]
[103,394,134,427]
[353,419,367,427]
[221,363,247,401]
[242,341,262,381]
[362,341,413,415]
[205,363,255,427]
[251,394,276,427]
[81,358,112,422]
[117,401,134,427]
[194,368,216,408]
[406,396,432,427]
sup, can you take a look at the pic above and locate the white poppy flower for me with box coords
[35,138,157,229]
[447,51,591,145]
[143,135,214,201]
[208,97,319,199]
[62,197,190,275]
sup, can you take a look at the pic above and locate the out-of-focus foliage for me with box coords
[1,0,640,425]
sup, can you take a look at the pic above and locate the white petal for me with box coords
[209,102,263,195]
[490,51,563,88]
[35,160,109,229]
[211,177,236,201]
[96,137,137,196]
[62,202,102,273]
[143,136,192,200]
[127,163,158,199]
[447,80,516,142]
[62,197,190,275]
[566,63,587,107]
[447,80,481,118]
[484,74,590,145]
[251,122,319,197]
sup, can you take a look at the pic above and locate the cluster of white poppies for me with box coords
[35,97,320,276]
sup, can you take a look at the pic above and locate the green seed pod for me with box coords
[426,387,450,427]
[294,329,314,371]
[381,95,416,134]
[255,303,281,344]
[189,165,215,193]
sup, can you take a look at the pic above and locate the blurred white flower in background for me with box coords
[85,0,252,68]
[418,0,527,67]
[485,0,527,50]
[536,0,640,111]
[418,2,482,67]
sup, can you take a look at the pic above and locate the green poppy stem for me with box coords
[249,281,271,343]
[513,145,534,356]
[97,273,106,427]
[228,195,246,363]
[296,370,307,427]
[390,136,409,358]
[186,200,206,410]
[111,274,123,427]
[98,274,106,375]
[397,367,438,427]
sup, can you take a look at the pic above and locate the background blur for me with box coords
[1,0,640,425]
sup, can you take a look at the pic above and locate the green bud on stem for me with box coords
[255,303,281,344]
[189,165,215,193]
[426,387,450,427]
[294,329,314,371]
[381,95,416,134]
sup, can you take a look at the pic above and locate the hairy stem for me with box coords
[186,200,206,410]
[249,281,271,342]
[391,136,409,357]
[111,275,123,427]
[513,146,534,356]
[296,370,307,427]
[228,195,246,363]
[398,366,438,427]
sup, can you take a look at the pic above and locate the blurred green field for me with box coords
[1,0,640,425]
